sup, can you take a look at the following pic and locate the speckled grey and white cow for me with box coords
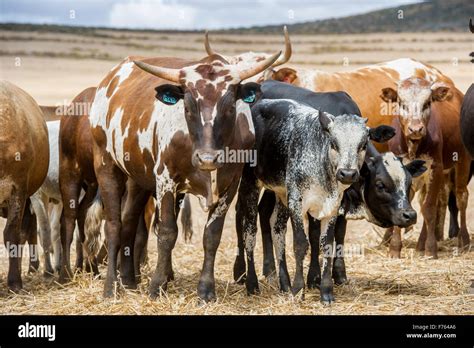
[238,97,394,304]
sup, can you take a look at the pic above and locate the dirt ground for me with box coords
[0,30,473,314]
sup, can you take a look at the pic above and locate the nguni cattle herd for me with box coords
[0,26,473,308]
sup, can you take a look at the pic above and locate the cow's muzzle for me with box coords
[336,169,359,185]
[396,208,417,227]
[193,149,222,171]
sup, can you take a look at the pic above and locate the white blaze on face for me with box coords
[397,83,432,120]
[381,153,407,200]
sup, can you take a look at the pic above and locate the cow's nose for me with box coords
[400,209,417,226]
[336,169,359,184]
[194,150,220,171]
[408,125,424,134]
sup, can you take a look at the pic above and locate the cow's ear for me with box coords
[272,67,298,84]
[238,82,261,104]
[431,83,450,102]
[319,111,335,132]
[380,87,398,103]
[368,125,396,143]
[155,84,183,105]
[405,159,427,178]
[361,157,375,177]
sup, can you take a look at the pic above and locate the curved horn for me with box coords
[470,18,473,33]
[204,30,215,56]
[271,26,292,68]
[238,51,281,81]
[133,60,180,83]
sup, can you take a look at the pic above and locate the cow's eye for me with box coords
[360,141,368,151]
[330,140,338,151]
[376,181,385,191]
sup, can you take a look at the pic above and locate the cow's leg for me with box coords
[381,227,393,246]
[419,166,443,258]
[4,190,27,291]
[24,205,40,274]
[50,203,62,273]
[270,199,290,292]
[134,208,149,281]
[389,227,403,258]
[120,180,149,289]
[58,169,82,283]
[233,196,246,284]
[234,167,260,294]
[287,189,309,297]
[94,153,126,297]
[454,160,471,250]
[180,194,193,243]
[30,194,54,275]
[96,241,108,265]
[198,179,240,302]
[76,184,98,272]
[332,215,348,285]
[149,191,177,298]
[447,190,459,239]
[307,216,321,289]
[435,177,450,241]
[258,190,277,279]
[319,217,336,305]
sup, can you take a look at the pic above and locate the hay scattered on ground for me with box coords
[1,193,473,315]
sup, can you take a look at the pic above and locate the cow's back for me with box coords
[0,80,49,198]
[261,80,361,116]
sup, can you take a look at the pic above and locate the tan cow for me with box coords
[0,80,49,291]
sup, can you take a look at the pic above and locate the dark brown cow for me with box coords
[0,80,49,291]
[89,52,279,301]
[381,77,471,258]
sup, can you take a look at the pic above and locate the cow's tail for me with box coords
[84,189,103,261]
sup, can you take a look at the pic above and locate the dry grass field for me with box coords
[0,29,473,314]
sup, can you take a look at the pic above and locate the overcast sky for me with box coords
[0,0,421,30]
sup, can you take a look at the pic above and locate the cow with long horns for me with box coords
[89,51,281,301]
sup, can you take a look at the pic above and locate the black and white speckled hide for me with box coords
[246,98,369,304]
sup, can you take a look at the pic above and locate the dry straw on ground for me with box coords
[1,196,473,315]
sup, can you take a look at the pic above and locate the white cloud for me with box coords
[109,0,197,29]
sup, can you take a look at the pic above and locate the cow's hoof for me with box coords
[320,292,335,306]
[8,282,22,293]
[103,285,115,298]
[307,276,321,289]
[333,273,347,286]
[245,280,260,295]
[58,269,73,284]
[448,226,459,239]
[197,282,216,303]
[262,262,276,279]
[122,279,137,290]
[233,257,246,284]
[389,249,401,258]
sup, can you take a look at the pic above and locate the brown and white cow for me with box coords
[0,80,49,291]
[380,77,470,258]
[89,52,280,301]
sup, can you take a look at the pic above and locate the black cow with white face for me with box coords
[234,81,426,304]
